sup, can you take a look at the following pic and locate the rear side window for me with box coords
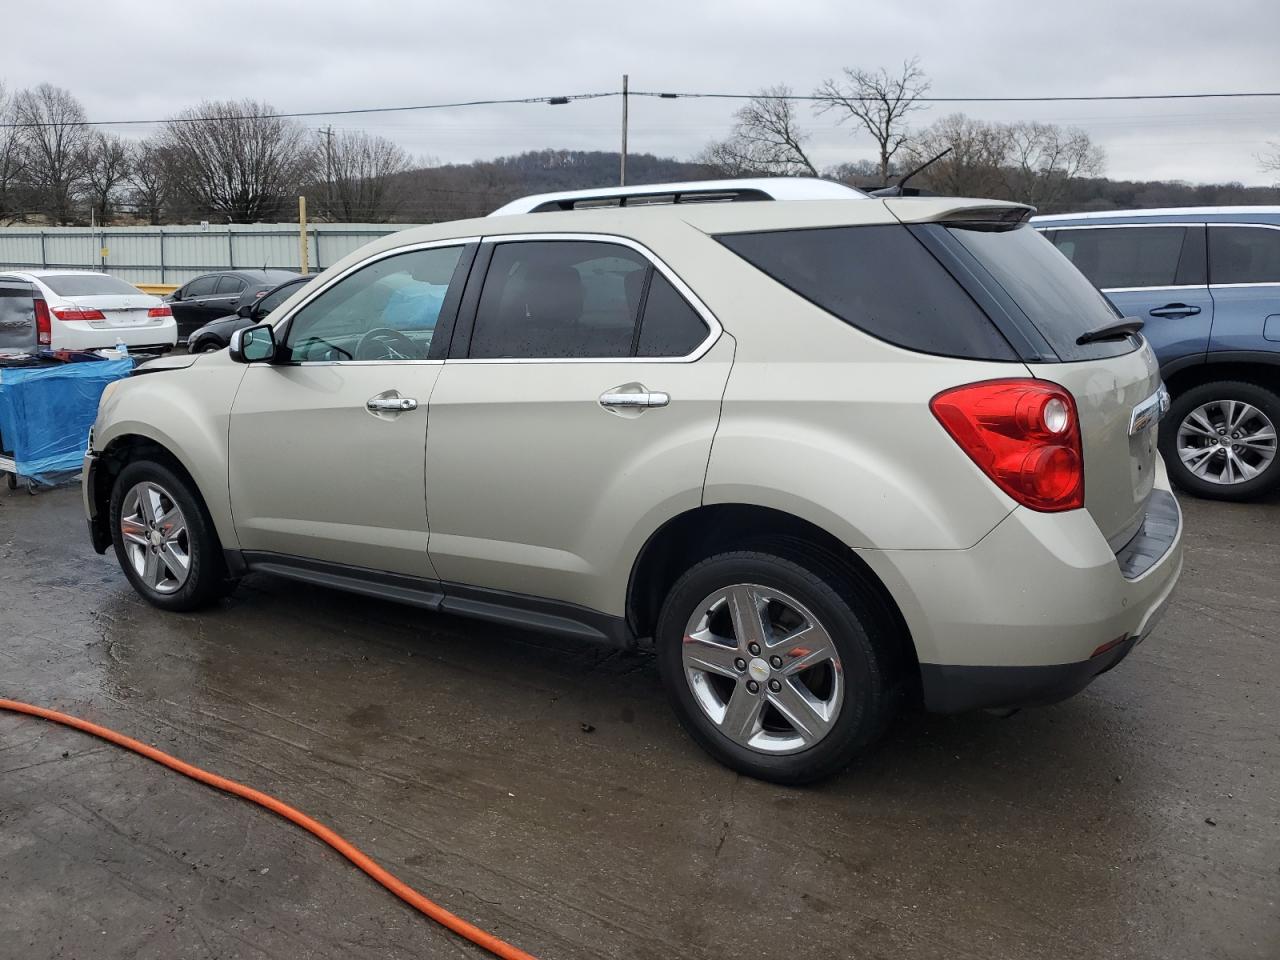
[39,274,142,297]
[636,273,708,357]
[1051,226,1205,289]
[1209,226,1280,284]
[215,275,246,295]
[716,225,1015,361]
[947,224,1132,361]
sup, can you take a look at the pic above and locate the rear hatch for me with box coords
[921,213,1161,548]
[40,274,164,329]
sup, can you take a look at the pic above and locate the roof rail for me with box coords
[489,177,866,216]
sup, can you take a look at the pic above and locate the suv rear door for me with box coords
[424,235,732,617]
[1047,223,1212,368]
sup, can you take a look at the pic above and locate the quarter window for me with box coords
[636,272,708,357]
[1209,226,1280,284]
[282,245,463,362]
[1050,226,1203,289]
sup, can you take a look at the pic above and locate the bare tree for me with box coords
[900,114,1009,198]
[84,131,131,224]
[697,86,818,177]
[13,83,93,224]
[815,58,931,182]
[163,100,315,222]
[317,130,411,221]
[1264,144,1280,176]
[0,84,29,223]
[1001,121,1104,209]
[126,138,176,225]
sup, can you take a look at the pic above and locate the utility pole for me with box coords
[620,74,629,186]
[298,196,309,275]
[321,125,335,221]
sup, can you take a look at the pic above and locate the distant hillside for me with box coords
[384,148,1280,222]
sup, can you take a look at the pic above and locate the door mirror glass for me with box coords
[230,323,276,363]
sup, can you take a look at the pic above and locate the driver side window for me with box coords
[283,245,464,362]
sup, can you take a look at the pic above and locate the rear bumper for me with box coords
[859,462,1184,713]
[55,318,178,351]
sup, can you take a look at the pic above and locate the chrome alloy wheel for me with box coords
[1177,399,1278,485]
[682,584,844,755]
[120,481,191,594]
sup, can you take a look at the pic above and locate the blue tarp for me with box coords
[0,359,133,484]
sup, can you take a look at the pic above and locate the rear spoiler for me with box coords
[883,198,1036,231]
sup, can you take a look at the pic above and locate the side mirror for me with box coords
[168,289,182,302]
[236,303,254,319]
[229,323,277,364]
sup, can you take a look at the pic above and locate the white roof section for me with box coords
[490,177,867,216]
[1033,206,1280,222]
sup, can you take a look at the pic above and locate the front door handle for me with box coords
[599,390,670,409]
[366,396,418,412]
[1149,303,1202,318]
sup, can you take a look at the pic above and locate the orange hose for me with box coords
[0,697,538,960]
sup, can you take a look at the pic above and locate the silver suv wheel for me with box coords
[119,481,191,595]
[682,583,844,755]
[1176,399,1277,485]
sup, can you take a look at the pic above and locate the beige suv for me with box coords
[84,182,1183,783]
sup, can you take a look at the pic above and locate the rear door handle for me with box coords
[1148,303,1201,318]
[599,390,670,409]
[366,396,418,412]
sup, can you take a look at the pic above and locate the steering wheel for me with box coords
[354,327,421,361]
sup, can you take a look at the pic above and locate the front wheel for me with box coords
[109,460,233,611]
[1161,380,1280,501]
[655,548,902,784]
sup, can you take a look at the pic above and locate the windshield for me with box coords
[40,274,144,297]
[947,224,1134,361]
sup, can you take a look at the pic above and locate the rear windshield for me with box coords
[946,225,1135,361]
[716,225,1016,361]
[39,274,143,297]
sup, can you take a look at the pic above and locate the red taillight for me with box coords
[147,305,172,318]
[51,306,107,321]
[930,378,1084,512]
[34,297,52,346]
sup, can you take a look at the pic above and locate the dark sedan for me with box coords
[187,275,313,353]
[167,269,299,341]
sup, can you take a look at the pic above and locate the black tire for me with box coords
[108,459,233,611]
[189,338,219,353]
[1160,380,1280,502]
[655,547,903,784]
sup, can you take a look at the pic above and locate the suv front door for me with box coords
[228,241,472,578]
[1049,223,1212,368]
[1207,224,1280,353]
[424,236,733,618]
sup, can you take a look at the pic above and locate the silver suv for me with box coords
[84,182,1183,783]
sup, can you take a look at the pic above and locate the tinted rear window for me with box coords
[947,224,1135,361]
[39,274,142,297]
[716,225,1015,361]
[1051,226,1203,289]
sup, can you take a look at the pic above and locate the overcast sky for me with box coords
[5,0,1280,185]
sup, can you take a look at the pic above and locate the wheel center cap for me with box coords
[747,657,770,682]
[150,530,164,547]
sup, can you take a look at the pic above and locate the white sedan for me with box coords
[0,270,178,352]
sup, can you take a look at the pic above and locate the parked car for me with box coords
[166,269,299,341]
[84,181,1182,783]
[0,276,36,354]
[187,276,315,353]
[0,270,176,353]
[1033,207,1280,501]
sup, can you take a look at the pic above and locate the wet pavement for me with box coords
[1,486,1276,959]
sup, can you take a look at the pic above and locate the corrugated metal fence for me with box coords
[0,223,423,285]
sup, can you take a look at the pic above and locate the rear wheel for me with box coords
[109,459,233,611]
[1161,380,1280,501]
[656,548,902,784]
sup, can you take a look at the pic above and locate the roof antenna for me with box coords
[869,147,953,197]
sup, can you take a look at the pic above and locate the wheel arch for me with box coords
[626,502,920,679]
[1163,354,1280,397]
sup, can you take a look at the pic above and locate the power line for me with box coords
[4,87,1280,129]
[633,90,1280,103]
